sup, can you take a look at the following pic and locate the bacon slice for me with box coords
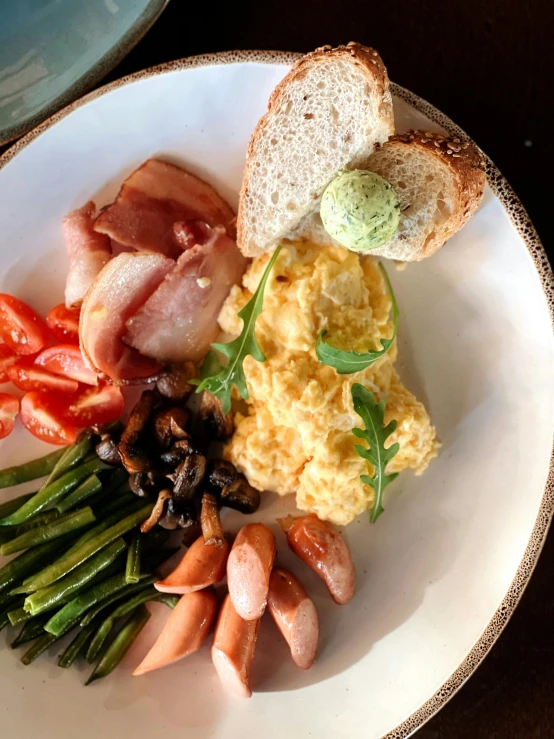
[124,224,247,363]
[79,252,174,384]
[93,159,236,257]
[63,202,111,308]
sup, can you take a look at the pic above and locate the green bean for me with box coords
[0,507,96,556]
[89,468,129,509]
[62,497,146,561]
[0,459,101,527]
[58,622,98,668]
[0,450,65,490]
[125,531,142,584]
[20,632,59,665]
[24,539,127,616]
[15,509,60,534]
[86,605,150,685]
[0,596,24,630]
[86,587,177,663]
[0,536,74,594]
[40,431,95,491]
[55,475,102,515]
[22,503,153,593]
[8,606,30,626]
[10,613,50,648]
[80,576,157,627]
[0,493,35,518]
[45,572,130,636]
[93,489,135,519]
[0,510,58,546]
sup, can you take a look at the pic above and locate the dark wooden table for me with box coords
[106,4,553,734]
[10,0,554,735]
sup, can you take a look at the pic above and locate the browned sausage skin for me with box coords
[154,535,229,594]
[227,523,276,620]
[268,568,319,669]
[279,514,355,605]
[212,594,260,699]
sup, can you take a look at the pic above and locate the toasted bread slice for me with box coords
[292,130,486,261]
[237,43,394,258]
[364,131,486,260]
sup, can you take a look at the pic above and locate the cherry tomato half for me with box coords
[46,304,80,344]
[0,294,50,355]
[0,392,19,439]
[7,359,79,394]
[62,383,124,427]
[0,345,20,383]
[35,345,98,386]
[20,391,77,446]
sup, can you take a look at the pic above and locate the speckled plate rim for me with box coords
[1,49,553,739]
[0,0,170,146]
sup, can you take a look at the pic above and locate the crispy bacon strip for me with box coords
[123,224,246,363]
[93,159,236,257]
[63,202,111,308]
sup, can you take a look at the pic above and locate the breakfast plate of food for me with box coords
[0,44,552,739]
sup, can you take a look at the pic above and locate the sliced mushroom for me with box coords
[95,437,122,466]
[160,438,196,466]
[140,489,172,533]
[208,459,238,489]
[172,453,207,503]
[152,407,191,450]
[220,476,261,514]
[200,492,225,546]
[156,362,197,402]
[119,390,157,473]
[199,392,234,441]
[129,471,166,498]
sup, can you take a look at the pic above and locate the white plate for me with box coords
[0,51,553,739]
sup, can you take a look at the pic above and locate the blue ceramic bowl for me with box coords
[0,0,168,144]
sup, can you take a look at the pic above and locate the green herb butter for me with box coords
[320,169,400,252]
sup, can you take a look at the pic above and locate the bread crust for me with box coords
[237,43,394,257]
[368,130,487,260]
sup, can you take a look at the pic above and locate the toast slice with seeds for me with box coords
[236,43,394,258]
[292,130,487,261]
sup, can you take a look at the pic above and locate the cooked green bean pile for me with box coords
[0,432,178,684]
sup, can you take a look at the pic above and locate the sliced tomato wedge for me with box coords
[46,304,80,344]
[0,345,20,383]
[62,383,124,427]
[20,391,77,445]
[7,359,79,394]
[35,345,98,386]
[0,294,50,355]
[0,392,19,439]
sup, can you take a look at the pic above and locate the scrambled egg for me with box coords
[219,241,439,525]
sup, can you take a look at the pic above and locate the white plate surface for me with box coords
[0,53,553,739]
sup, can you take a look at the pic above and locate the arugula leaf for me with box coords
[192,246,282,413]
[351,383,400,523]
[316,262,399,374]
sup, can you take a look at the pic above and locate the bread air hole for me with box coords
[270,138,278,146]
[316,81,325,89]
[286,202,296,211]
[426,174,434,182]
[304,113,314,120]
[330,105,339,122]
[271,192,279,204]
[397,181,407,189]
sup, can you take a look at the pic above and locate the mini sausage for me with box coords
[133,588,218,676]
[280,514,355,605]
[154,535,229,594]
[227,523,276,620]
[267,568,319,669]
[212,594,259,699]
